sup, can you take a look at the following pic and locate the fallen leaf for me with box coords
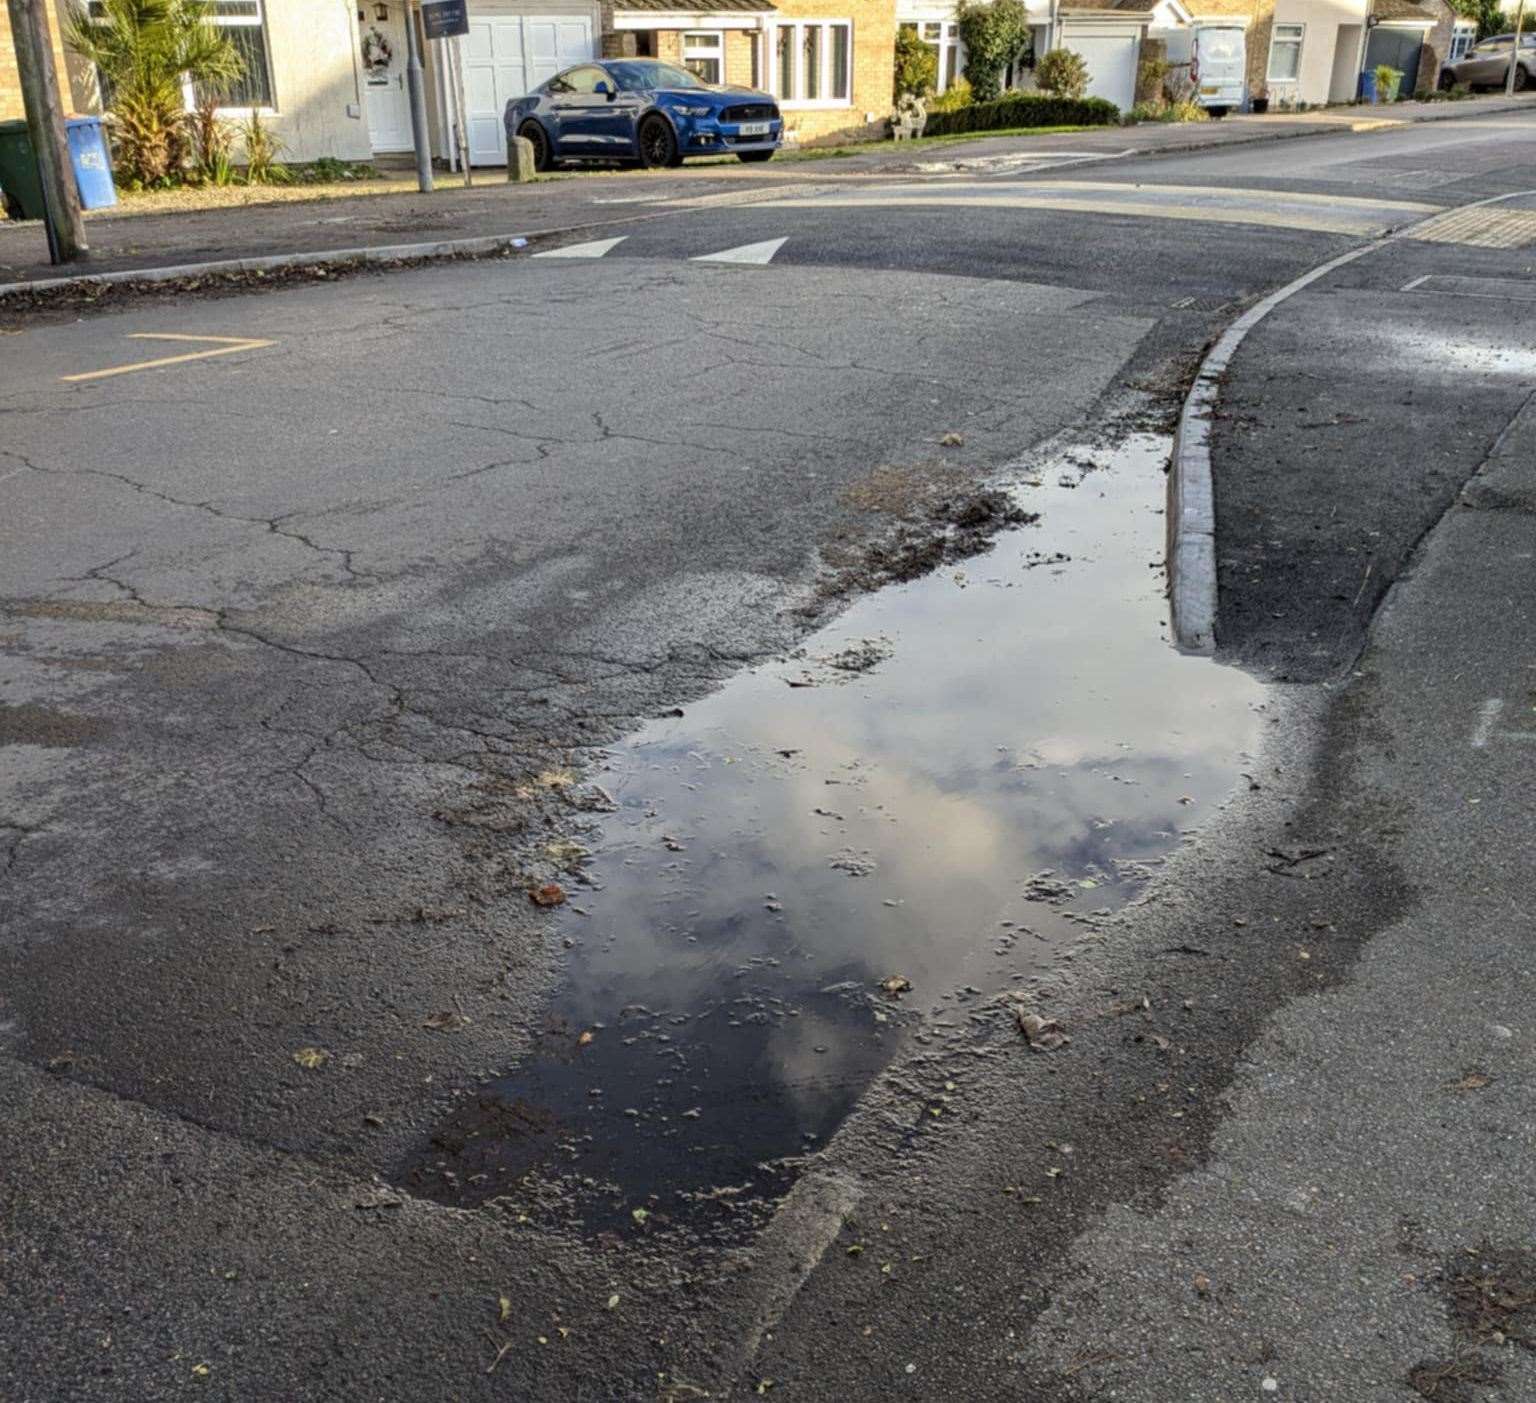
[192,1363,211,1378]
[577,1030,595,1047]
[878,975,912,998]
[292,1047,330,1070]
[940,431,965,447]
[1192,1272,1211,1296]
[530,882,566,907]
[1447,1071,1492,1092]
[1016,1010,1070,1052]
[422,1010,470,1031]
[631,1208,650,1225]
[606,1293,620,1310]
[499,1294,512,1323]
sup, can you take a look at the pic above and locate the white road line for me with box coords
[1400,274,1431,291]
[1497,731,1536,742]
[692,237,789,265]
[532,236,628,259]
[1472,698,1505,748]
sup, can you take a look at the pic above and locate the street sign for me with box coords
[421,0,469,39]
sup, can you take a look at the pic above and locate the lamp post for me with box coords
[404,0,434,191]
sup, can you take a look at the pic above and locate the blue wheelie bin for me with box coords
[65,116,117,209]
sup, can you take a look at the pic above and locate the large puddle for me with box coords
[399,436,1264,1235]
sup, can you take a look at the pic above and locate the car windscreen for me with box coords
[608,61,707,92]
[1198,28,1244,63]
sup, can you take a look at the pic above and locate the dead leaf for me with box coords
[1016,1010,1070,1052]
[878,975,912,998]
[498,1294,512,1323]
[606,1293,620,1310]
[577,1030,595,1047]
[1192,1272,1211,1296]
[940,431,965,447]
[292,1047,330,1070]
[530,882,566,907]
[1447,1071,1492,1092]
[422,1010,470,1031]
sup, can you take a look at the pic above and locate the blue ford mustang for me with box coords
[504,58,782,169]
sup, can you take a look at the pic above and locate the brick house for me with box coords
[612,0,895,142]
[0,4,73,124]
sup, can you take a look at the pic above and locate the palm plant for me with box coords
[64,0,244,187]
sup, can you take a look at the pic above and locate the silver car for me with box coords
[1439,32,1536,90]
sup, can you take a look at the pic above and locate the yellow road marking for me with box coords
[62,334,276,383]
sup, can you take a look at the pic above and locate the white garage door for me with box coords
[462,14,594,165]
[1062,29,1139,112]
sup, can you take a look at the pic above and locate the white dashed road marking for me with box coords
[532,236,628,259]
[692,237,789,265]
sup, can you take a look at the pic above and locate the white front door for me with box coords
[462,14,594,165]
[362,10,414,152]
[1065,30,1140,111]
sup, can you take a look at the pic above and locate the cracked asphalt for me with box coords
[3,113,1536,1399]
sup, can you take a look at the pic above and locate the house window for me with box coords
[89,0,274,109]
[773,20,852,106]
[1448,26,1475,61]
[682,30,724,85]
[903,18,962,93]
[1267,22,1304,82]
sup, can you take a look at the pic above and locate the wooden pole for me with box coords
[1506,0,1527,95]
[5,0,87,263]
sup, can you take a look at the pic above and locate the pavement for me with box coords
[3,114,1536,1400]
[1,93,1533,292]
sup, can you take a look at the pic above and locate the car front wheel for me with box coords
[1438,69,1456,91]
[637,114,681,169]
[518,121,553,172]
[1515,64,1531,91]
[736,150,775,163]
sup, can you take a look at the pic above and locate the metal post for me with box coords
[6,0,87,263]
[1507,0,1527,95]
[403,0,434,191]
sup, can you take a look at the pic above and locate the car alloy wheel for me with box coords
[638,114,680,169]
[1516,64,1530,91]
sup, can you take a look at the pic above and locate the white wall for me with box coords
[1267,0,1369,104]
[262,0,374,163]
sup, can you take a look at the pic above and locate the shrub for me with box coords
[922,91,1121,136]
[957,0,1031,102]
[1374,63,1403,100]
[894,26,939,102]
[1137,55,1170,104]
[185,97,235,185]
[1036,47,1089,100]
[240,111,289,184]
[929,76,973,113]
[65,0,243,187]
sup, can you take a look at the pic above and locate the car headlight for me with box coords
[667,103,712,118]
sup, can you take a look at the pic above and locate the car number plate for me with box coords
[1200,85,1220,94]
[738,121,771,136]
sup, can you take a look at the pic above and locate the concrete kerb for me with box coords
[1166,184,1536,656]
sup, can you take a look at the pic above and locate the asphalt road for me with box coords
[3,114,1535,1399]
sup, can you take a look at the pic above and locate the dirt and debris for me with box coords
[0,701,110,748]
[530,882,567,907]
[878,976,912,998]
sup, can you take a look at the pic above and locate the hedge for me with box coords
[922,92,1120,136]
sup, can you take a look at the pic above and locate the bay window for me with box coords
[773,20,852,106]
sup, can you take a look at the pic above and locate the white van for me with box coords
[1159,23,1248,114]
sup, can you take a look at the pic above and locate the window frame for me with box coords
[772,19,853,109]
[681,29,726,85]
[1266,21,1305,83]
